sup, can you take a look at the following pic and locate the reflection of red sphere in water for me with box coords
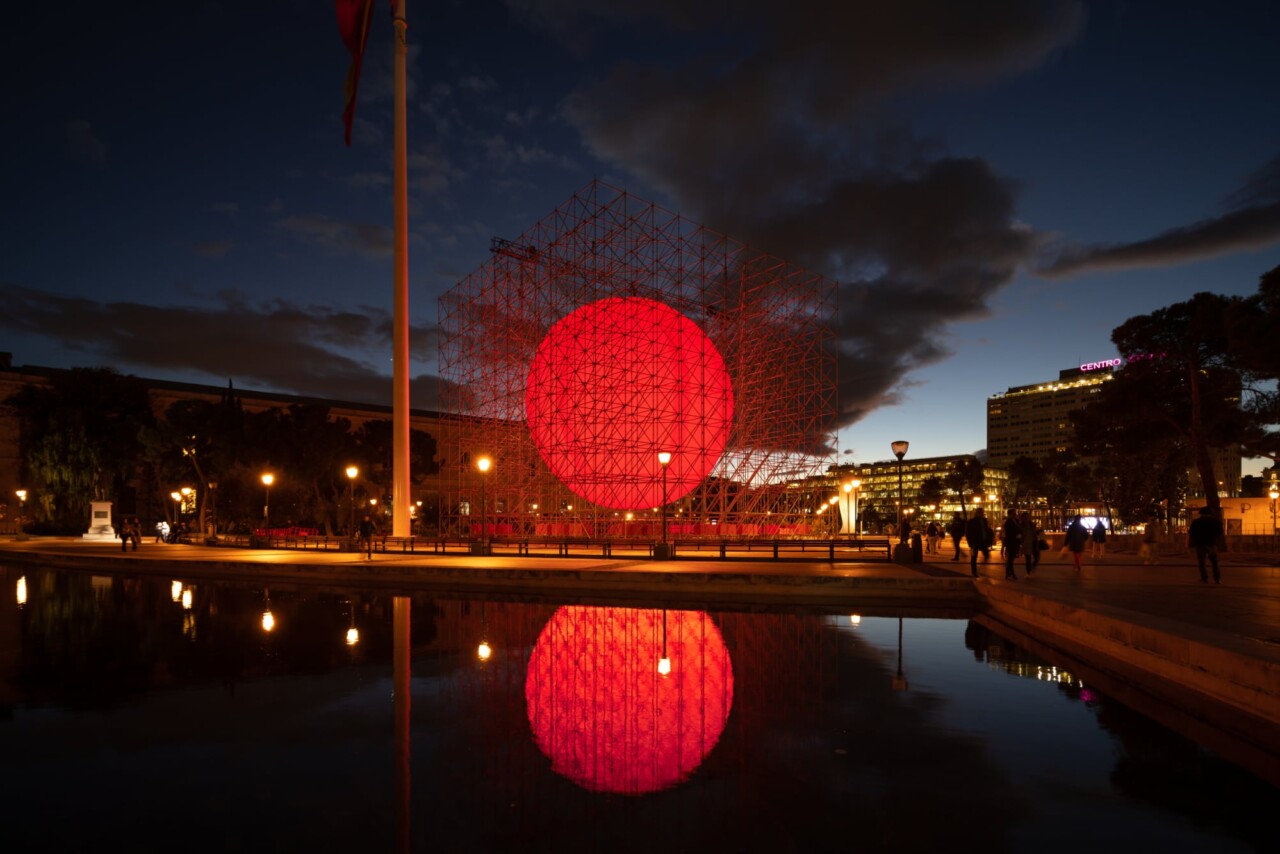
[525,297,734,510]
[525,606,734,795]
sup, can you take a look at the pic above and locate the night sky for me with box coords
[3,1,1278,473]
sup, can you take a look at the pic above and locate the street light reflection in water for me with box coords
[1,566,1277,853]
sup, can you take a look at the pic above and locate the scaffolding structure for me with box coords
[438,180,837,539]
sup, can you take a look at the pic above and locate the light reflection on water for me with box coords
[0,565,1275,853]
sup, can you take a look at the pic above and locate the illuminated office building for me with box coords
[986,364,1115,469]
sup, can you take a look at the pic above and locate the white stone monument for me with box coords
[82,500,117,541]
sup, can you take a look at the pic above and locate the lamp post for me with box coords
[476,456,492,555]
[207,480,218,539]
[891,440,909,542]
[345,466,359,536]
[170,491,182,534]
[1270,481,1278,535]
[842,481,853,538]
[15,489,27,541]
[851,479,861,536]
[657,451,672,559]
[261,473,274,530]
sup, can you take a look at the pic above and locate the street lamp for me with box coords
[15,489,27,541]
[477,456,492,554]
[207,480,218,539]
[345,466,359,536]
[843,481,854,539]
[1269,481,1278,535]
[657,451,672,559]
[850,479,861,536]
[891,440,909,542]
[261,473,274,530]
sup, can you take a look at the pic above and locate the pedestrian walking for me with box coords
[965,508,992,577]
[1001,509,1022,580]
[358,514,375,560]
[1187,506,1224,584]
[155,520,169,543]
[948,513,966,561]
[1139,517,1159,565]
[926,520,941,555]
[1064,515,1089,572]
[128,517,140,551]
[1019,511,1041,576]
[1090,519,1107,559]
[119,517,131,552]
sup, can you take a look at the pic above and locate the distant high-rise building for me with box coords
[986,365,1115,468]
[987,362,1242,498]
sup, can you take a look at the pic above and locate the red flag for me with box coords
[337,0,377,146]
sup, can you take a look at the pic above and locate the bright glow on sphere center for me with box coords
[525,297,734,510]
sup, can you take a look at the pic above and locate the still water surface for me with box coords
[1,566,1276,852]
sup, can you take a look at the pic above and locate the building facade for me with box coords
[986,365,1114,469]
[0,357,498,534]
[832,455,1010,534]
[986,361,1242,499]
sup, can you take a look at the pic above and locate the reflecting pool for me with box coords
[1,566,1276,852]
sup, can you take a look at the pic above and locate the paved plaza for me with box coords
[3,534,1277,653]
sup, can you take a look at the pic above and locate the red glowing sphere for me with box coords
[525,297,734,510]
[525,606,734,795]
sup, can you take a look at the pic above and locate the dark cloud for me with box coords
[0,284,447,410]
[194,241,232,258]
[276,214,393,258]
[519,0,1080,426]
[1039,153,1280,277]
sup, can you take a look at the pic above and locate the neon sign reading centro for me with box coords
[1080,358,1123,372]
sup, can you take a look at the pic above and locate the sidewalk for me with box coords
[924,543,1280,651]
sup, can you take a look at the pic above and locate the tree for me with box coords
[352,419,441,506]
[1227,264,1280,464]
[6,368,153,530]
[1008,456,1046,514]
[1110,292,1250,512]
[1071,385,1191,528]
[943,456,985,517]
[275,404,355,535]
[917,476,945,511]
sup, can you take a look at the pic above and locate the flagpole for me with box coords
[391,0,411,538]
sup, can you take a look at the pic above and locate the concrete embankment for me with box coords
[976,579,1280,784]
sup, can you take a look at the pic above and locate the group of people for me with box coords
[936,507,1226,584]
[942,508,1046,580]
[936,507,1044,581]
[153,519,189,543]
[117,517,142,551]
